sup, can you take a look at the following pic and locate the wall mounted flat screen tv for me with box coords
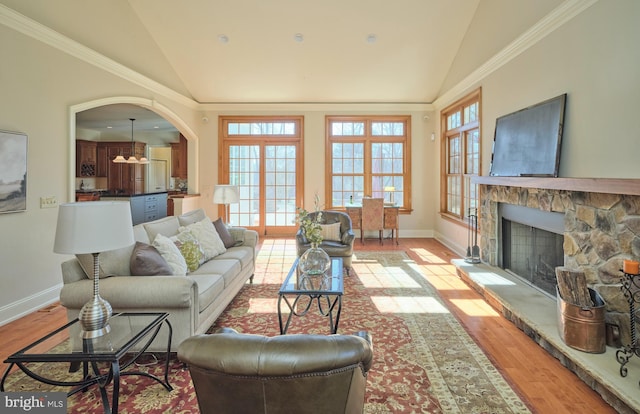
[489,93,566,177]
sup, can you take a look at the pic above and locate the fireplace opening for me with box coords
[499,204,565,297]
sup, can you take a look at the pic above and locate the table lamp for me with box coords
[54,201,134,338]
[213,184,239,226]
[384,186,396,204]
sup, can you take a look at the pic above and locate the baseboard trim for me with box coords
[0,284,62,327]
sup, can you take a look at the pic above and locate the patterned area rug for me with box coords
[3,250,531,413]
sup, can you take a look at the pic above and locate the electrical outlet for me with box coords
[40,196,58,209]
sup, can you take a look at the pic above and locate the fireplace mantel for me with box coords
[473,176,640,196]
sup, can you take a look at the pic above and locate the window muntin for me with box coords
[441,89,481,221]
[327,116,410,210]
[227,122,296,136]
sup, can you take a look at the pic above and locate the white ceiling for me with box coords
[127,0,481,104]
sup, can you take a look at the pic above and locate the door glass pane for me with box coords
[265,145,297,226]
[229,145,260,227]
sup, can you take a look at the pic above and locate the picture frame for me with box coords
[0,130,27,213]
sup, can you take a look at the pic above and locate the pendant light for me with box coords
[113,118,149,164]
[126,118,139,163]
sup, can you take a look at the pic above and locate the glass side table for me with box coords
[1,312,173,414]
[278,256,344,334]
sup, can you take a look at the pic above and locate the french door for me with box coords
[219,117,303,236]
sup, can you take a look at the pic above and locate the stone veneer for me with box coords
[479,184,640,345]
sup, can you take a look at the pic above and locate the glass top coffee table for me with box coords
[1,312,173,414]
[278,256,344,334]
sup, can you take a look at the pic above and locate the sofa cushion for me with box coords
[130,242,173,276]
[213,218,236,248]
[77,243,135,279]
[144,216,181,242]
[178,209,207,226]
[215,246,254,270]
[191,258,242,288]
[179,218,226,261]
[133,224,151,244]
[152,233,188,276]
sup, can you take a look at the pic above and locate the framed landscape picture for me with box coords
[0,130,27,213]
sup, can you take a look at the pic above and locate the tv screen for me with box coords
[489,93,566,177]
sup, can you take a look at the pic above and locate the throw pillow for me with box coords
[171,232,205,273]
[320,222,342,242]
[130,242,173,276]
[213,217,236,249]
[152,233,188,276]
[179,217,226,260]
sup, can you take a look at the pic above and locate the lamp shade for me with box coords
[213,185,239,205]
[54,201,134,254]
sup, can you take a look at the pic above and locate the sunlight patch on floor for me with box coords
[420,273,472,291]
[248,298,279,314]
[448,299,500,317]
[370,296,450,314]
[409,247,450,264]
[352,266,421,288]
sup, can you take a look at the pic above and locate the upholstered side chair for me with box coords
[178,328,374,414]
[361,198,384,245]
[295,210,355,274]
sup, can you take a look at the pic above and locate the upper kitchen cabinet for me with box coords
[76,140,97,177]
[171,134,187,179]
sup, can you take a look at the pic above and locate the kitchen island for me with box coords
[100,191,168,225]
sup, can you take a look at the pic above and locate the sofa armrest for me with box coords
[229,227,258,248]
[60,275,198,309]
[61,259,89,284]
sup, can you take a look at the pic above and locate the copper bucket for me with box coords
[556,287,606,353]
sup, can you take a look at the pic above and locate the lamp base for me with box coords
[78,294,112,339]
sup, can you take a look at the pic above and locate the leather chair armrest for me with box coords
[341,229,356,245]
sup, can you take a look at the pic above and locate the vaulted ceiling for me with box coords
[1,0,567,135]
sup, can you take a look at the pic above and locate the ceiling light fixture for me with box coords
[366,34,377,44]
[114,118,148,164]
[294,33,304,43]
[218,34,229,44]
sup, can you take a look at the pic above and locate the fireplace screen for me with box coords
[502,219,564,296]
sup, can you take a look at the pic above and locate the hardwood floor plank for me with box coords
[0,237,616,413]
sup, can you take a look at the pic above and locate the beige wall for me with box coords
[0,24,201,324]
[434,0,640,255]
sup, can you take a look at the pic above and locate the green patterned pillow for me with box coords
[172,232,205,273]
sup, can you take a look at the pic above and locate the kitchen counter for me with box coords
[98,191,168,198]
[168,192,200,198]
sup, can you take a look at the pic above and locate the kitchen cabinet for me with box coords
[96,144,108,177]
[170,134,187,179]
[130,193,168,225]
[76,140,97,177]
[103,142,146,194]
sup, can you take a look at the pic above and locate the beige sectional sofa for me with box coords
[59,208,258,351]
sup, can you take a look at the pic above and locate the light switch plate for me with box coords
[40,196,58,208]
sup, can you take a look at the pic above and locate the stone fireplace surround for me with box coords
[453,176,640,413]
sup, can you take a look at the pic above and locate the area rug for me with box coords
[3,250,531,413]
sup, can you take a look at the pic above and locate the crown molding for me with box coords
[434,0,599,109]
[0,4,199,110]
[200,101,435,112]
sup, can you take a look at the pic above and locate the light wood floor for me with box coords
[0,238,616,413]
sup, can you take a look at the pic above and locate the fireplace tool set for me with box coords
[616,261,640,384]
[465,208,480,264]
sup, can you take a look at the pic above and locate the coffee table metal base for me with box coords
[278,292,342,334]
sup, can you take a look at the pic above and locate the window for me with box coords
[441,89,481,222]
[326,116,411,211]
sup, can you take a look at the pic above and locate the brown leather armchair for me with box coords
[178,328,373,414]
[296,210,355,273]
